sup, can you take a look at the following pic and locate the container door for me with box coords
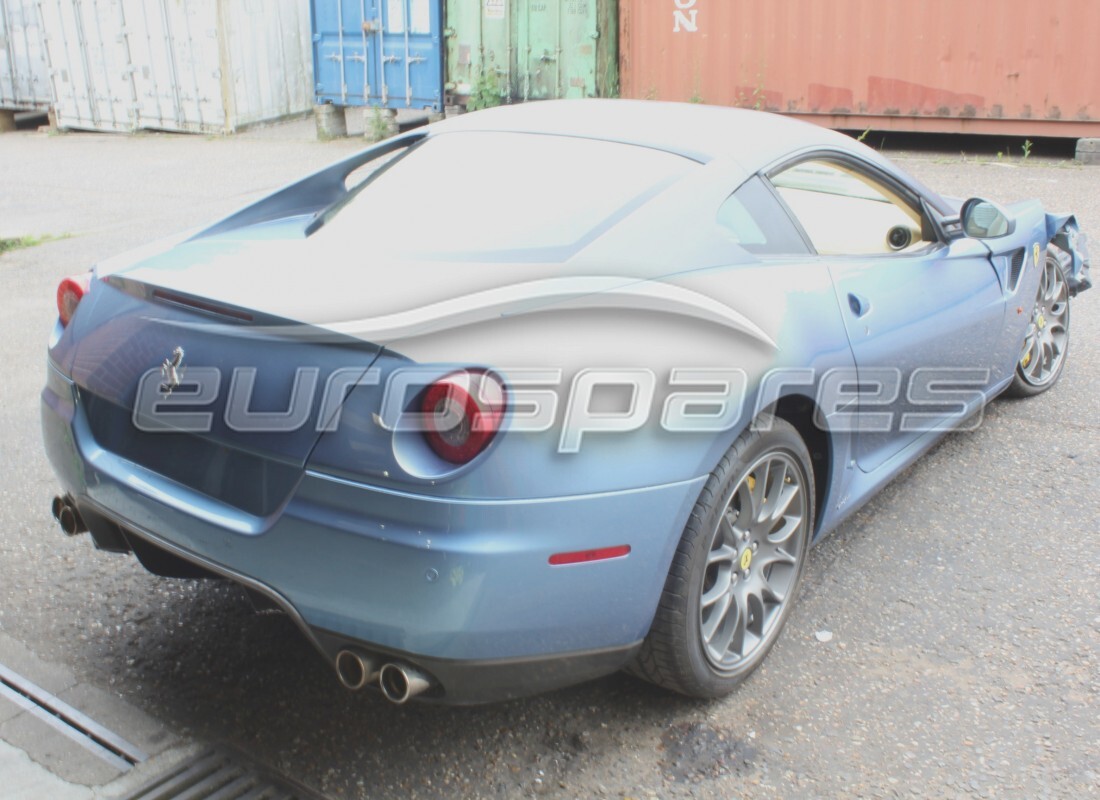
[311,0,441,110]
[217,0,314,131]
[39,0,138,131]
[0,0,52,109]
[444,0,511,106]
[517,0,597,101]
[39,0,226,134]
[310,0,366,106]
[377,0,442,109]
[139,0,225,133]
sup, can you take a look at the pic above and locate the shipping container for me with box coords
[38,0,313,134]
[444,0,618,109]
[619,0,1100,138]
[310,0,444,111]
[0,0,50,110]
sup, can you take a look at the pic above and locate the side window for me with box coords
[770,160,933,256]
[715,176,811,256]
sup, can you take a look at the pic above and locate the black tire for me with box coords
[1006,245,1071,398]
[632,417,814,697]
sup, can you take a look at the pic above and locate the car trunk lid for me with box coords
[67,274,384,518]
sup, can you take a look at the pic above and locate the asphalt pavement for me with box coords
[0,118,1097,799]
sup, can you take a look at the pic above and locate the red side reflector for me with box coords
[549,545,631,566]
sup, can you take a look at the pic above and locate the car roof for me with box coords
[429,99,862,172]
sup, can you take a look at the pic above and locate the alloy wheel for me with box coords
[1017,255,1069,387]
[699,451,809,670]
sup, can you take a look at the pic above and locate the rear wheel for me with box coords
[632,418,814,697]
[1007,247,1071,397]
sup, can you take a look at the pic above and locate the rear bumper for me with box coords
[42,362,702,702]
[72,495,642,704]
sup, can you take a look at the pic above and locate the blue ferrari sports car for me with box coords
[42,101,1090,704]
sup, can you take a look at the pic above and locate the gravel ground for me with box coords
[0,121,1097,799]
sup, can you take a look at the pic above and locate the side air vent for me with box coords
[1008,248,1025,291]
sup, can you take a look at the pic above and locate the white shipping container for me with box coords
[0,0,51,109]
[39,0,313,133]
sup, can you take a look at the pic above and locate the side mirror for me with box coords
[960,198,1015,239]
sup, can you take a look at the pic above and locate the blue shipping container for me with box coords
[311,0,443,110]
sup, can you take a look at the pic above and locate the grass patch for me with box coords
[0,233,70,255]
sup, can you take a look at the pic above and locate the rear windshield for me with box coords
[314,131,695,262]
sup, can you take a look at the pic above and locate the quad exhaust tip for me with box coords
[335,650,433,703]
[51,495,86,537]
[378,662,431,704]
[334,649,380,691]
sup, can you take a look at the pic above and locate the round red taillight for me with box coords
[56,273,92,327]
[420,371,505,464]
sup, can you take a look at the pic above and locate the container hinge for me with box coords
[408,55,426,64]
[383,54,401,63]
[325,53,343,62]
[348,54,366,63]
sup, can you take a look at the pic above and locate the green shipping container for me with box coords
[444,0,617,109]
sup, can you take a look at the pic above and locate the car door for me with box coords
[765,156,1006,474]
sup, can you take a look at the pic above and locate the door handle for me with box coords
[848,292,871,318]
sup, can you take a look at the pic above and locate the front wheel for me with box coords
[1007,246,1071,397]
[632,418,814,698]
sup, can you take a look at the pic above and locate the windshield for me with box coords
[312,131,695,262]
